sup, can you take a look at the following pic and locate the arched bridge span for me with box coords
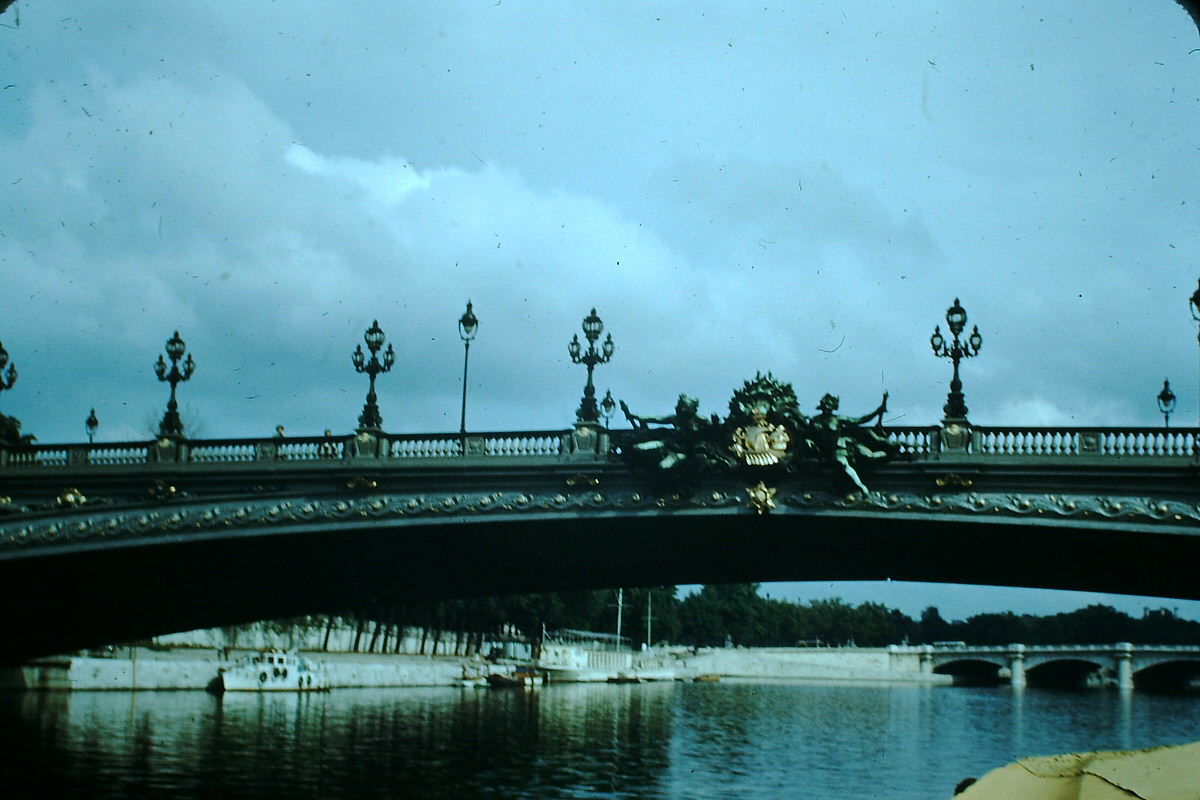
[1,422,1198,661]
[923,644,1200,690]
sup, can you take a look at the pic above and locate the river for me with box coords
[2,682,1198,798]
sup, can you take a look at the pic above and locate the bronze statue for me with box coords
[807,392,895,494]
[619,395,724,473]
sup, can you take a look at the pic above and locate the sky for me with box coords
[1,1,1199,623]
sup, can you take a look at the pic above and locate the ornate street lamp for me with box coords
[1158,379,1176,428]
[352,319,396,431]
[1190,279,1200,428]
[154,331,195,438]
[601,389,616,428]
[0,339,16,403]
[568,308,615,424]
[929,298,982,421]
[458,300,478,436]
[85,408,99,443]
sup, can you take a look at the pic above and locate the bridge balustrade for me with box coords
[189,440,258,463]
[388,434,464,459]
[972,427,1197,458]
[0,424,1196,471]
[880,426,936,456]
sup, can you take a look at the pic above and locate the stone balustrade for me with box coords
[1,423,1194,471]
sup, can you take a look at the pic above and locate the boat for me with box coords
[214,651,327,692]
[538,628,633,683]
[692,673,721,683]
[485,668,545,688]
[607,673,643,684]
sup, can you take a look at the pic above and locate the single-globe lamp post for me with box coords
[1158,379,1176,428]
[458,301,478,437]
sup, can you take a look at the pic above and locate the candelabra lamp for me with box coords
[352,319,396,431]
[154,331,195,438]
[929,298,982,421]
[568,308,615,424]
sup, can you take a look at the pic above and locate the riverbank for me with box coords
[0,644,949,691]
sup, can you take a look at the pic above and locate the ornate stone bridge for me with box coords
[899,642,1200,691]
[1,400,1198,662]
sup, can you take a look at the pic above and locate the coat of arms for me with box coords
[730,404,790,466]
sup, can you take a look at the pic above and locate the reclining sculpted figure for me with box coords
[619,395,724,473]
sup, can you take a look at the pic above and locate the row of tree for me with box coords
[331,583,1200,653]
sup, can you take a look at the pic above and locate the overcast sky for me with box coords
[2,2,1199,622]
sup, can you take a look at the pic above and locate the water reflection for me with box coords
[2,683,1199,799]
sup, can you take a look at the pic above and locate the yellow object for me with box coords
[956,740,1200,799]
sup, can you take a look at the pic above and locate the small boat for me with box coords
[486,669,545,688]
[692,673,721,683]
[607,674,643,684]
[215,651,326,692]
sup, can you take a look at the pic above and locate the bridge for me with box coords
[1,399,1199,662]
[897,642,1200,691]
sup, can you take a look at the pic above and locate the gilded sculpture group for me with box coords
[618,373,897,494]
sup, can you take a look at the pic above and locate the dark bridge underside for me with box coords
[2,506,1198,663]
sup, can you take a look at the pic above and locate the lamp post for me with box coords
[601,389,616,428]
[1158,379,1176,428]
[0,340,16,404]
[458,301,478,436]
[929,298,982,421]
[154,331,195,438]
[352,319,396,431]
[568,308,615,424]
[1190,279,1200,429]
[85,408,99,443]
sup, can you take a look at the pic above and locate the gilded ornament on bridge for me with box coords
[618,372,898,493]
[730,406,791,466]
[148,481,179,501]
[746,481,777,514]
[55,488,86,507]
[565,474,600,487]
[935,473,974,489]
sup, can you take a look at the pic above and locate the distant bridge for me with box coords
[0,420,1198,661]
[898,642,1200,691]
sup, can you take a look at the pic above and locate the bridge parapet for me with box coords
[3,424,1194,473]
[0,428,588,470]
[971,427,1197,459]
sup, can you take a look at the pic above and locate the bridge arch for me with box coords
[1023,658,1108,689]
[932,658,1005,686]
[1132,660,1200,692]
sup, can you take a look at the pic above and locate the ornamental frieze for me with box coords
[1,489,1196,554]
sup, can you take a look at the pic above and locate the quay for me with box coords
[4,640,1198,691]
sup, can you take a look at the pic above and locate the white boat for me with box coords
[539,631,633,683]
[216,651,326,692]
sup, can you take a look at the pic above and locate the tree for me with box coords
[918,606,953,643]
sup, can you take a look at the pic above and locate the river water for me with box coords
[3,681,1199,799]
